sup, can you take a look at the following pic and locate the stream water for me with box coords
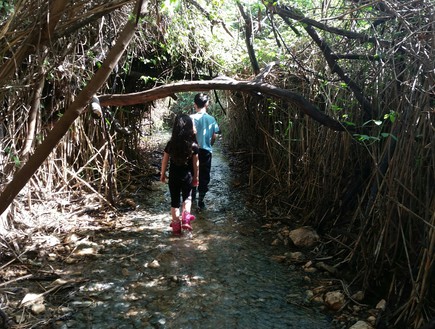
[56,141,332,329]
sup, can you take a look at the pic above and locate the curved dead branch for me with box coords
[265,3,391,47]
[98,78,347,132]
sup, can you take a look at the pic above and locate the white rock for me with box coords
[351,291,365,302]
[324,291,345,311]
[147,260,160,268]
[367,315,377,325]
[376,299,387,311]
[31,303,46,315]
[20,293,44,307]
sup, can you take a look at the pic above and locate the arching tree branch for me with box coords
[99,78,347,132]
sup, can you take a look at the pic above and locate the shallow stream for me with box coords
[58,141,331,329]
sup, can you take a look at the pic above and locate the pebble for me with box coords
[324,291,345,311]
[376,299,386,311]
[31,303,46,315]
[147,260,160,268]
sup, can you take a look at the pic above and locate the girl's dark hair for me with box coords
[168,114,196,165]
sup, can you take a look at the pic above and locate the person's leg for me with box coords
[170,207,180,221]
[168,179,182,234]
[198,152,212,208]
[198,149,212,208]
[181,174,195,230]
[181,188,192,214]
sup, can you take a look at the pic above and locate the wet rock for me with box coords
[324,291,345,311]
[72,246,100,257]
[20,293,44,307]
[271,238,280,246]
[350,320,374,329]
[303,260,317,273]
[47,253,57,261]
[288,226,320,247]
[305,290,314,300]
[285,251,305,262]
[170,275,179,282]
[352,305,361,313]
[304,266,317,273]
[147,260,160,268]
[367,315,377,326]
[351,290,365,302]
[31,303,46,315]
[376,299,386,311]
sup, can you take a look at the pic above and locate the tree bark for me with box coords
[266,2,390,46]
[237,2,260,75]
[99,78,346,132]
[21,65,45,156]
[0,0,147,216]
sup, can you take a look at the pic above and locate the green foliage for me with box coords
[0,0,13,15]
[352,116,398,144]
[4,147,20,167]
[159,0,235,74]
[383,110,397,123]
[168,92,196,115]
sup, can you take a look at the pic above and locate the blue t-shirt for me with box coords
[191,111,220,153]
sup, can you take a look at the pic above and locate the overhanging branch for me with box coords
[98,78,347,132]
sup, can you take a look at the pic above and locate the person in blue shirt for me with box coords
[190,93,220,210]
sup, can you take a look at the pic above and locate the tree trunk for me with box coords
[237,2,260,75]
[21,65,45,157]
[0,0,147,216]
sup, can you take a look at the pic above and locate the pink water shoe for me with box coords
[170,220,182,235]
[181,211,195,231]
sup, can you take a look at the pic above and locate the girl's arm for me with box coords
[192,153,199,186]
[160,152,169,183]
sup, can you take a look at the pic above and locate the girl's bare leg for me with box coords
[171,207,180,222]
[182,198,192,214]
[170,207,182,235]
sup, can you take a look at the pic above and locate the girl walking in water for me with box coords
[160,114,199,235]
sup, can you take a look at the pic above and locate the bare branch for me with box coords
[265,2,391,47]
[98,78,347,132]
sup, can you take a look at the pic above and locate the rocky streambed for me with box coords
[0,140,381,329]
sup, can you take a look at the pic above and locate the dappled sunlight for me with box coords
[0,144,331,328]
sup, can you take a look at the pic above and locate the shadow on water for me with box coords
[59,141,331,329]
